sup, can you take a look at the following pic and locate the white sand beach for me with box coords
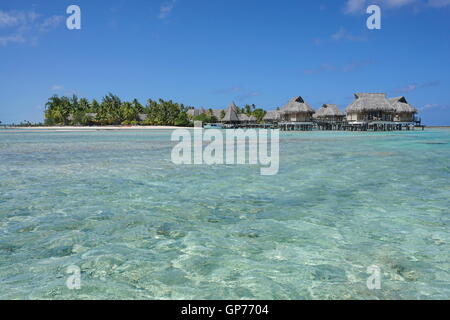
[2,126,191,132]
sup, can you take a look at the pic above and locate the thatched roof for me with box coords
[238,114,256,122]
[187,107,207,117]
[280,96,314,114]
[346,93,395,113]
[389,96,418,113]
[222,102,240,122]
[211,109,224,119]
[313,104,344,118]
[186,109,197,116]
[263,110,281,121]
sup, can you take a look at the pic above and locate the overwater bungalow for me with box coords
[238,113,257,124]
[313,104,345,130]
[389,96,419,122]
[279,96,315,130]
[186,93,422,131]
[346,93,395,123]
[263,110,281,124]
[314,104,345,121]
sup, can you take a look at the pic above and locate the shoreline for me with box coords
[1,125,449,132]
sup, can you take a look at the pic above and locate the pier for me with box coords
[217,120,425,131]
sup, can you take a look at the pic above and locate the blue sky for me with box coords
[0,0,449,125]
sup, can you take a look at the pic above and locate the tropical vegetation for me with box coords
[44,93,192,126]
[43,93,267,126]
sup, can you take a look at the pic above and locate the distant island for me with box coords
[40,92,424,132]
[42,93,267,127]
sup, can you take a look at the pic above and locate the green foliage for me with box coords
[44,94,193,127]
[252,108,267,123]
[43,93,265,127]
[244,104,256,116]
[147,98,188,126]
[192,113,218,124]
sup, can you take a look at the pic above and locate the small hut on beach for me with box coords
[279,96,315,122]
[346,93,395,122]
[389,96,418,122]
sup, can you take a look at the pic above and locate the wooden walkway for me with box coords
[218,121,425,131]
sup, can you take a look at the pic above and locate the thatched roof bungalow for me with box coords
[279,96,315,122]
[219,102,256,123]
[187,107,206,117]
[221,102,240,123]
[346,93,395,122]
[389,96,418,122]
[313,104,345,121]
[238,113,257,123]
[263,110,281,123]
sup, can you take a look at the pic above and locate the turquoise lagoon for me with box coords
[0,128,449,299]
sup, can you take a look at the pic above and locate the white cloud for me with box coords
[344,0,450,13]
[382,0,417,8]
[397,84,418,93]
[344,0,366,14]
[0,10,63,46]
[158,0,177,19]
[236,91,260,101]
[39,16,64,32]
[212,86,260,102]
[332,27,368,42]
[51,85,64,91]
[421,103,449,110]
[314,27,368,46]
[391,80,440,94]
[341,60,372,72]
[304,60,371,75]
[427,0,450,7]
[0,11,21,27]
[0,34,26,46]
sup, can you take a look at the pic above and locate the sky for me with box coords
[0,0,449,125]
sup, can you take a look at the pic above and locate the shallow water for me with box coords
[0,128,449,299]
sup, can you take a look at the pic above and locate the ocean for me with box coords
[0,128,449,299]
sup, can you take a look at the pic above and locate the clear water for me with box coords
[0,128,449,300]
